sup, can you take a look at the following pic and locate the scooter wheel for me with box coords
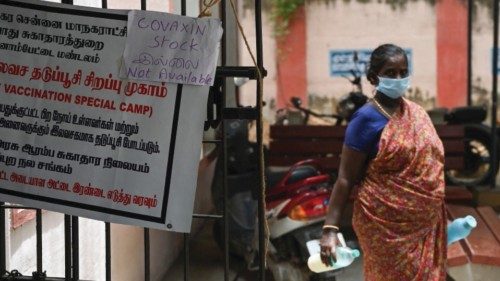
[445,124,499,186]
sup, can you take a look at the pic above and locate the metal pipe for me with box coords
[192,214,223,219]
[202,140,222,144]
[105,223,111,281]
[36,209,42,275]
[254,0,266,279]
[467,0,473,106]
[220,1,230,280]
[492,0,499,189]
[0,206,38,210]
[64,215,72,280]
[0,202,6,273]
[144,228,150,281]
[183,233,189,281]
[72,217,79,281]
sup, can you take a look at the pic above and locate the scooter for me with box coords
[265,161,343,281]
[428,106,500,186]
[285,61,499,186]
[210,118,338,280]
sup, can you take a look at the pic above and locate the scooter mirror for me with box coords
[234,77,250,87]
[291,97,302,108]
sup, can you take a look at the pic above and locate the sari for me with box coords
[352,99,447,281]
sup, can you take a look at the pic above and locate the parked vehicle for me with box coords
[210,118,341,280]
[284,59,499,186]
[428,106,500,186]
[289,94,499,186]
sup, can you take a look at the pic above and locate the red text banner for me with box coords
[0,0,213,233]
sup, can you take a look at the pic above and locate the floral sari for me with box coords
[352,99,447,281]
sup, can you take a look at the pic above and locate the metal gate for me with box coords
[0,0,266,280]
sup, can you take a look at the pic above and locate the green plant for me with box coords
[248,0,494,41]
[270,0,306,39]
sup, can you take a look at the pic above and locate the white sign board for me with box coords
[122,10,223,86]
[0,0,216,233]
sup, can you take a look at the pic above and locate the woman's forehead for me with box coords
[382,54,407,68]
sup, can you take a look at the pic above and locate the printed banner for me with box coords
[0,0,214,233]
[122,10,223,86]
[329,48,413,76]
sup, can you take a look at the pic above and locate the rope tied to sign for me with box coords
[198,0,222,18]
[198,0,269,267]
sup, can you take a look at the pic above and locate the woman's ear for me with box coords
[367,73,378,86]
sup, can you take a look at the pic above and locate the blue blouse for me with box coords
[344,103,389,158]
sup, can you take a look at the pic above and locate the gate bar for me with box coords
[105,223,111,281]
[253,0,266,278]
[64,215,71,280]
[35,210,42,275]
[71,217,79,280]
[183,233,189,281]
[467,0,472,106]
[144,229,150,281]
[220,1,230,280]
[192,214,223,219]
[0,203,5,273]
[492,0,499,189]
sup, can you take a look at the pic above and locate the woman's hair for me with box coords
[366,44,408,85]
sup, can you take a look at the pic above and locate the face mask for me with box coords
[376,76,410,99]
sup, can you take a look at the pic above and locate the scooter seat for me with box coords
[266,167,289,189]
[445,106,486,124]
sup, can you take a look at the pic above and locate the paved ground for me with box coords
[164,173,500,281]
[163,220,363,281]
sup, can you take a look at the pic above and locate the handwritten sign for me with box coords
[121,10,223,86]
[329,48,413,76]
[0,0,212,233]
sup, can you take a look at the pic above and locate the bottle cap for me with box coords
[465,215,477,228]
[352,249,360,258]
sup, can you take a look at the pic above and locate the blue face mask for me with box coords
[376,76,410,99]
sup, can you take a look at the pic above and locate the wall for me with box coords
[7,212,106,280]
[238,1,498,120]
[237,4,278,121]
[306,1,437,108]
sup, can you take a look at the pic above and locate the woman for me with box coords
[319,44,447,280]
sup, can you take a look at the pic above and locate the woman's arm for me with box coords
[319,145,368,266]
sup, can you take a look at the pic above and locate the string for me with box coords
[198,0,222,18]
[197,0,269,266]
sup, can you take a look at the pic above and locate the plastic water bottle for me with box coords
[307,246,360,273]
[447,215,477,245]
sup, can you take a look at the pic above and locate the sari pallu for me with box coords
[352,99,447,281]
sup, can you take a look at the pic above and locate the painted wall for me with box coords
[6,212,106,280]
[306,1,437,109]
[237,5,278,120]
[239,1,498,120]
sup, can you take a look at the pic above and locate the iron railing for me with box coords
[0,0,266,280]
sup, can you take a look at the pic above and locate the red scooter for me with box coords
[210,122,335,280]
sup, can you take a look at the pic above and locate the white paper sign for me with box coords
[121,10,223,86]
[0,0,213,233]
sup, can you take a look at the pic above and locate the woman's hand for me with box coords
[319,230,340,267]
